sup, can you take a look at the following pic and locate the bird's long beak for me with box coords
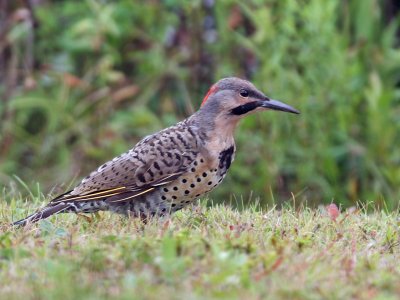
[260,99,300,114]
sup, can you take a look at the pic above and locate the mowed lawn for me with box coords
[1,198,399,300]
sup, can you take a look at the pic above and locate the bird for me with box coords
[12,77,299,226]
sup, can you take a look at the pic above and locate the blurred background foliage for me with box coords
[1,0,400,209]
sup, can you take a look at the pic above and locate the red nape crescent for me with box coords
[201,84,218,107]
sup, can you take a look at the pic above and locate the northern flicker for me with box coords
[13,77,299,226]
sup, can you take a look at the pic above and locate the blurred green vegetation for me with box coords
[1,0,400,208]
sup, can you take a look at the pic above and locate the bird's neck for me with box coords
[190,112,238,152]
[211,114,239,145]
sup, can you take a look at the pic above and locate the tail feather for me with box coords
[12,203,70,227]
[12,184,161,227]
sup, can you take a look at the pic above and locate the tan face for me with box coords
[201,77,299,117]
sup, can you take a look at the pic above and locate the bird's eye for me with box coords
[239,89,249,98]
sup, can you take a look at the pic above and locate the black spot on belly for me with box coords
[218,146,235,173]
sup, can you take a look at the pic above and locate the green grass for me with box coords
[1,197,399,299]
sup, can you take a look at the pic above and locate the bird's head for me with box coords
[199,77,300,118]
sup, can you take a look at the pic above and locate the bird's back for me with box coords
[71,118,201,196]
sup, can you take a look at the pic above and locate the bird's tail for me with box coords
[11,185,159,227]
[12,202,70,227]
